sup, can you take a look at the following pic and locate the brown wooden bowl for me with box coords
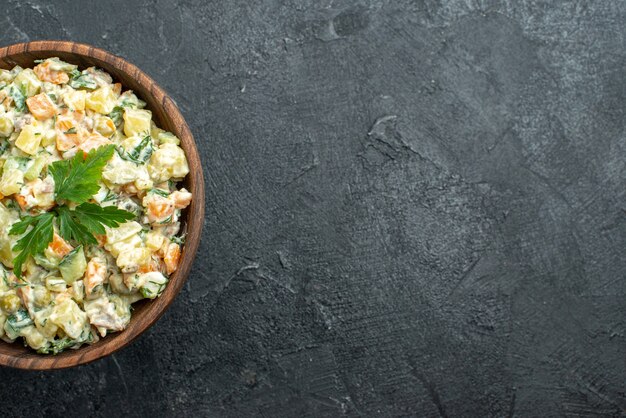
[0,41,204,370]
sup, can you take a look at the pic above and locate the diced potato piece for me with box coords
[139,272,168,299]
[123,272,147,291]
[13,69,41,97]
[93,116,115,136]
[85,86,117,114]
[45,277,67,293]
[22,326,48,350]
[115,247,151,273]
[41,127,56,147]
[0,69,12,83]
[107,235,142,258]
[147,143,189,182]
[62,89,86,111]
[0,168,24,196]
[49,298,88,339]
[33,307,58,338]
[157,131,180,145]
[123,108,152,137]
[102,152,152,188]
[0,115,14,137]
[26,93,56,120]
[105,221,143,246]
[145,231,166,251]
[15,124,42,155]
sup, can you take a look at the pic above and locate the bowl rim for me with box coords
[0,40,205,370]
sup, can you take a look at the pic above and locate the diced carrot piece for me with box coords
[138,256,162,273]
[72,110,84,122]
[79,133,111,153]
[56,133,77,151]
[55,117,79,151]
[14,194,27,209]
[138,264,152,274]
[26,93,56,120]
[84,258,106,297]
[163,243,180,274]
[34,62,69,84]
[112,83,122,95]
[49,233,73,258]
[170,190,192,209]
[55,118,73,131]
[147,199,174,223]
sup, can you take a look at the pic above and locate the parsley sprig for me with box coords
[8,145,134,277]
[48,145,115,204]
[10,213,55,277]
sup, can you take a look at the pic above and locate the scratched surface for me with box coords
[0,0,625,416]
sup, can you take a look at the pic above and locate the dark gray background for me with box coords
[0,0,625,416]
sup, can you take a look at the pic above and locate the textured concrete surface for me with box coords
[0,0,625,416]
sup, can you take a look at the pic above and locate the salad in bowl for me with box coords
[0,57,192,354]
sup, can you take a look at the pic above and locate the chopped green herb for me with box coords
[101,189,118,203]
[37,338,76,355]
[9,84,25,112]
[68,69,97,90]
[158,215,172,224]
[109,106,124,126]
[150,188,170,198]
[171,235,186,245]
[5,308,33,339]
[120,135,153,164]
[0,139,10,154]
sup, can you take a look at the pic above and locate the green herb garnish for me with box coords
[9,84,25,112]
[109,106,122,125]
[149,188,170,197]
[68,69,97,90]
[63,127,77,134]
[48,145,115,204]
[37,338,75,355]
[101,189,118,203]
[119,135,153,164]
[9,213,54,278]
[9,145,134,277]
[171,234,186,245]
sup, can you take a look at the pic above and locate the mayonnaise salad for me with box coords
[0,58,191,353]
